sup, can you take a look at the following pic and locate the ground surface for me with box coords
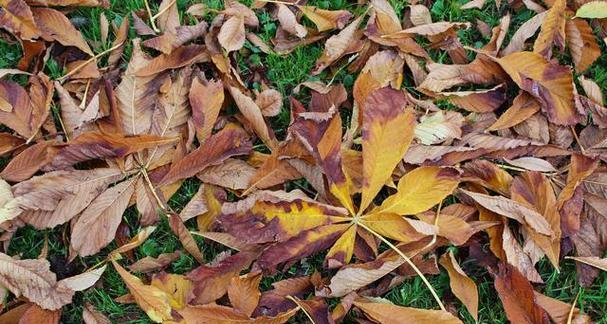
[1,0,607,323]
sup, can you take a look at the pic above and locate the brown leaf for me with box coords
[135,45,208,76]
[533,0,566,58]
[494,263,550,324]
[177,304,298,323]
[299,5,352,32]
[32,8,93,55]
[48,132,177,169]
[501,12,547,56]
[439,251,478,321]
[255,89,282,117]
[0,0,41,40]
[189,77,223,143]
[353,297,463,324]
[19,304,61,324]
[0,141,57,182]
[409,4,432,26]
[565,18,600,73]
[533,291,591,324]
[112,260,173,323]
[313,14,364,75]
[0,253,104,310]
[143,22,207,55]
[127,251,181,273]
[168,213,204,263]
[9,168,124,228]
[160,125,252,185]
[115,39,163,135]
[0,75,52,140]
[496,52,578,125]
[317,253,404,297]
[197,158,256,190]
[276,4,307,38]
[460,189,553,235]
[489,92,541,131]
[229,86,277,148]
[71,179,135,256]
[228,272,262,317]
[187,251,257,305]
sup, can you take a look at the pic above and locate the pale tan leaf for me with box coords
[218,15,246,52]
[71,179,136,257]
[567,256,607,271]
[409,5,432,26]
[460,190,553,235]
[354,297,463,324]
[276,4,307,38]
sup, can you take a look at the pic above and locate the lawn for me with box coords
[1,0,607,323]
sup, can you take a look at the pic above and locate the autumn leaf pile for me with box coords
[1,0,607,322]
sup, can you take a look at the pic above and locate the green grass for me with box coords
[2,0,607,323]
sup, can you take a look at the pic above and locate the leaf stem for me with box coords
[357,221,446,311]
[152,0,177,20]
[143,0,160,32]
[567,290,581,324]
[286,296,315,324]
[58,41,125,82]
[141,167,167,212]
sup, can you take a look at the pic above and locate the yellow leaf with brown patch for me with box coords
[496,52,577,125]
[112,261,173,323]
[360,87,416,212]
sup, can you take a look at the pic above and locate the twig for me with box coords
[152,0,178,20]
[570,126,585,154]
[143,0,159,32]
[357,221,446,311]
[58,41,125,82]
[286,296,316,324]
[567,290,581,324]
[141,167,167,212]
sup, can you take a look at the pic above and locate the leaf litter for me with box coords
[0,0,606,322]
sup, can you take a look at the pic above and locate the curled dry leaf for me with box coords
[299,5,352,32]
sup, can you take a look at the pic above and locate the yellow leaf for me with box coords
[360,88,416,212]
[374,167,459,215]
[112,261,173,323]
[151,273,192,310]
[439,251,478,321]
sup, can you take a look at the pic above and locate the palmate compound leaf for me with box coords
[219,87,460,275]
